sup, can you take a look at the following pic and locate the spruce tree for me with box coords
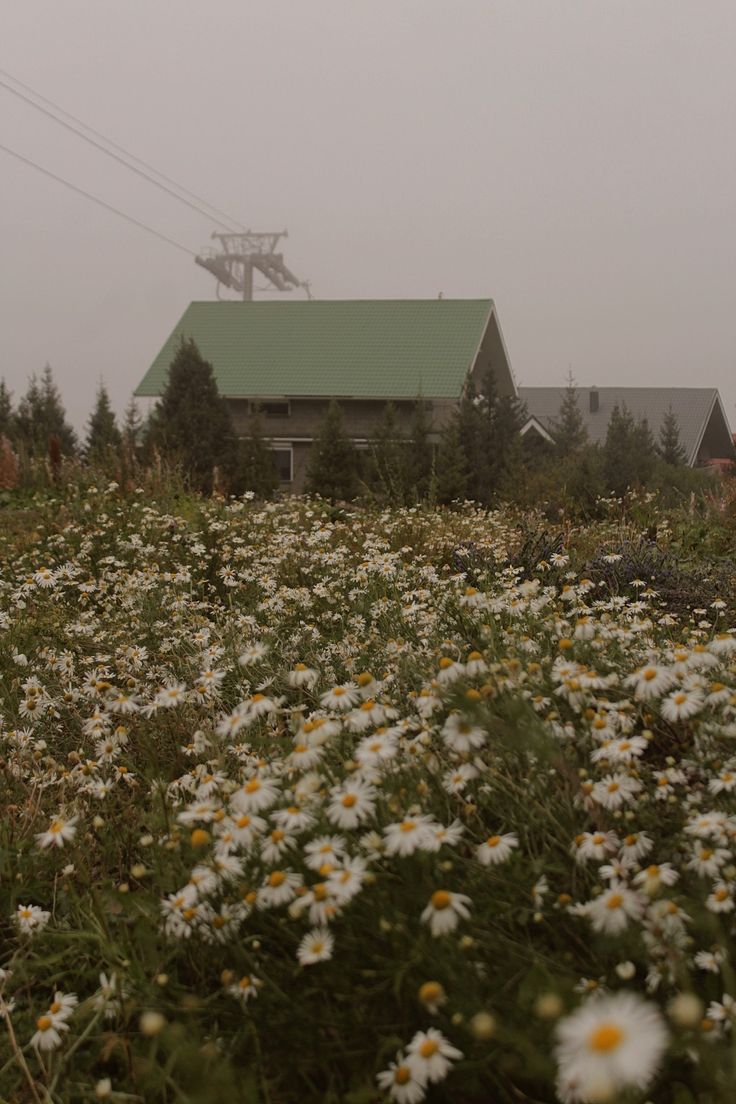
[658,406,686,466]
[633,417,656,482]
[455,372,527,503]
[603,404,655,495]
[0,380,13,440]
[122,398,142,456]
[305,401,358,501]
[456,381,487,502]
[149,338,234,492]
[436,409,469,504]
[369,403,408,504]
[551,373,588,456]
[408,398,434,502]
[86,381,121,464]
[489,392,528,491]
[231,413,279,497]
[15,366,77,458]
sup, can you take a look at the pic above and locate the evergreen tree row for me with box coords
[0,342,699,506]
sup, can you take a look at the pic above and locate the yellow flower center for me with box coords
[431,890,451,910]
[419,1040,439,1058]
[486,835,501,848]
[341,794,357,808]
[419,982,443,1003]
[606,893,624,909]
[394,1066,411,1085]
[36,1016,53,1032]
[589,1023,624,1052]
[269,871,286,887]
[400,820,417,833]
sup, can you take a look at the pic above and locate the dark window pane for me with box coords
[270,448,292,482]
[251,401,290,417]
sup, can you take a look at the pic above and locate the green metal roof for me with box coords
[136,299,497,399]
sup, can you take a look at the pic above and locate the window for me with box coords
[251,400,290,417]
[269,446,293,483]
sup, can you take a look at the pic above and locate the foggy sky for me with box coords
[2,1,735,435]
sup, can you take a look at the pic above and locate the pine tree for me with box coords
[231,413,279,497]
[305,401,358,501]
[658,406,686,466]
[85,381,121,464]
[551,372,588,456]
[15,365,77,458]
[148,337,234,492]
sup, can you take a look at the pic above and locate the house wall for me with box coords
[696,408,736,464]
[227,396,457,492]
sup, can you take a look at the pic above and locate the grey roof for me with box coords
[519,387,734,466]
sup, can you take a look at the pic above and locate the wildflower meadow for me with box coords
[3,480,736,1103]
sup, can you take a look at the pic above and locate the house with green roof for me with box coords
[136,299,517,490]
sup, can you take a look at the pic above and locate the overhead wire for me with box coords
[0,140,196,256]
[0,66,245,232]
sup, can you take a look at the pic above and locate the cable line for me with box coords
[0,67,245,231]
[0,141,195,255]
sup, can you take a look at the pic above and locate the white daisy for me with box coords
[554,991,668,1103]
[406,1028,463,1083]
[297,927,334,966]
[376,1057,427,1103]
[420,890,471,937]
[326,780,377,829]
[35,816,78,850]
[476,832,519,866]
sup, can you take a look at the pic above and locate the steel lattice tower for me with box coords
[195,230,310,300]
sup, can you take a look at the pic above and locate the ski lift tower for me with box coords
[195,230,311,300]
